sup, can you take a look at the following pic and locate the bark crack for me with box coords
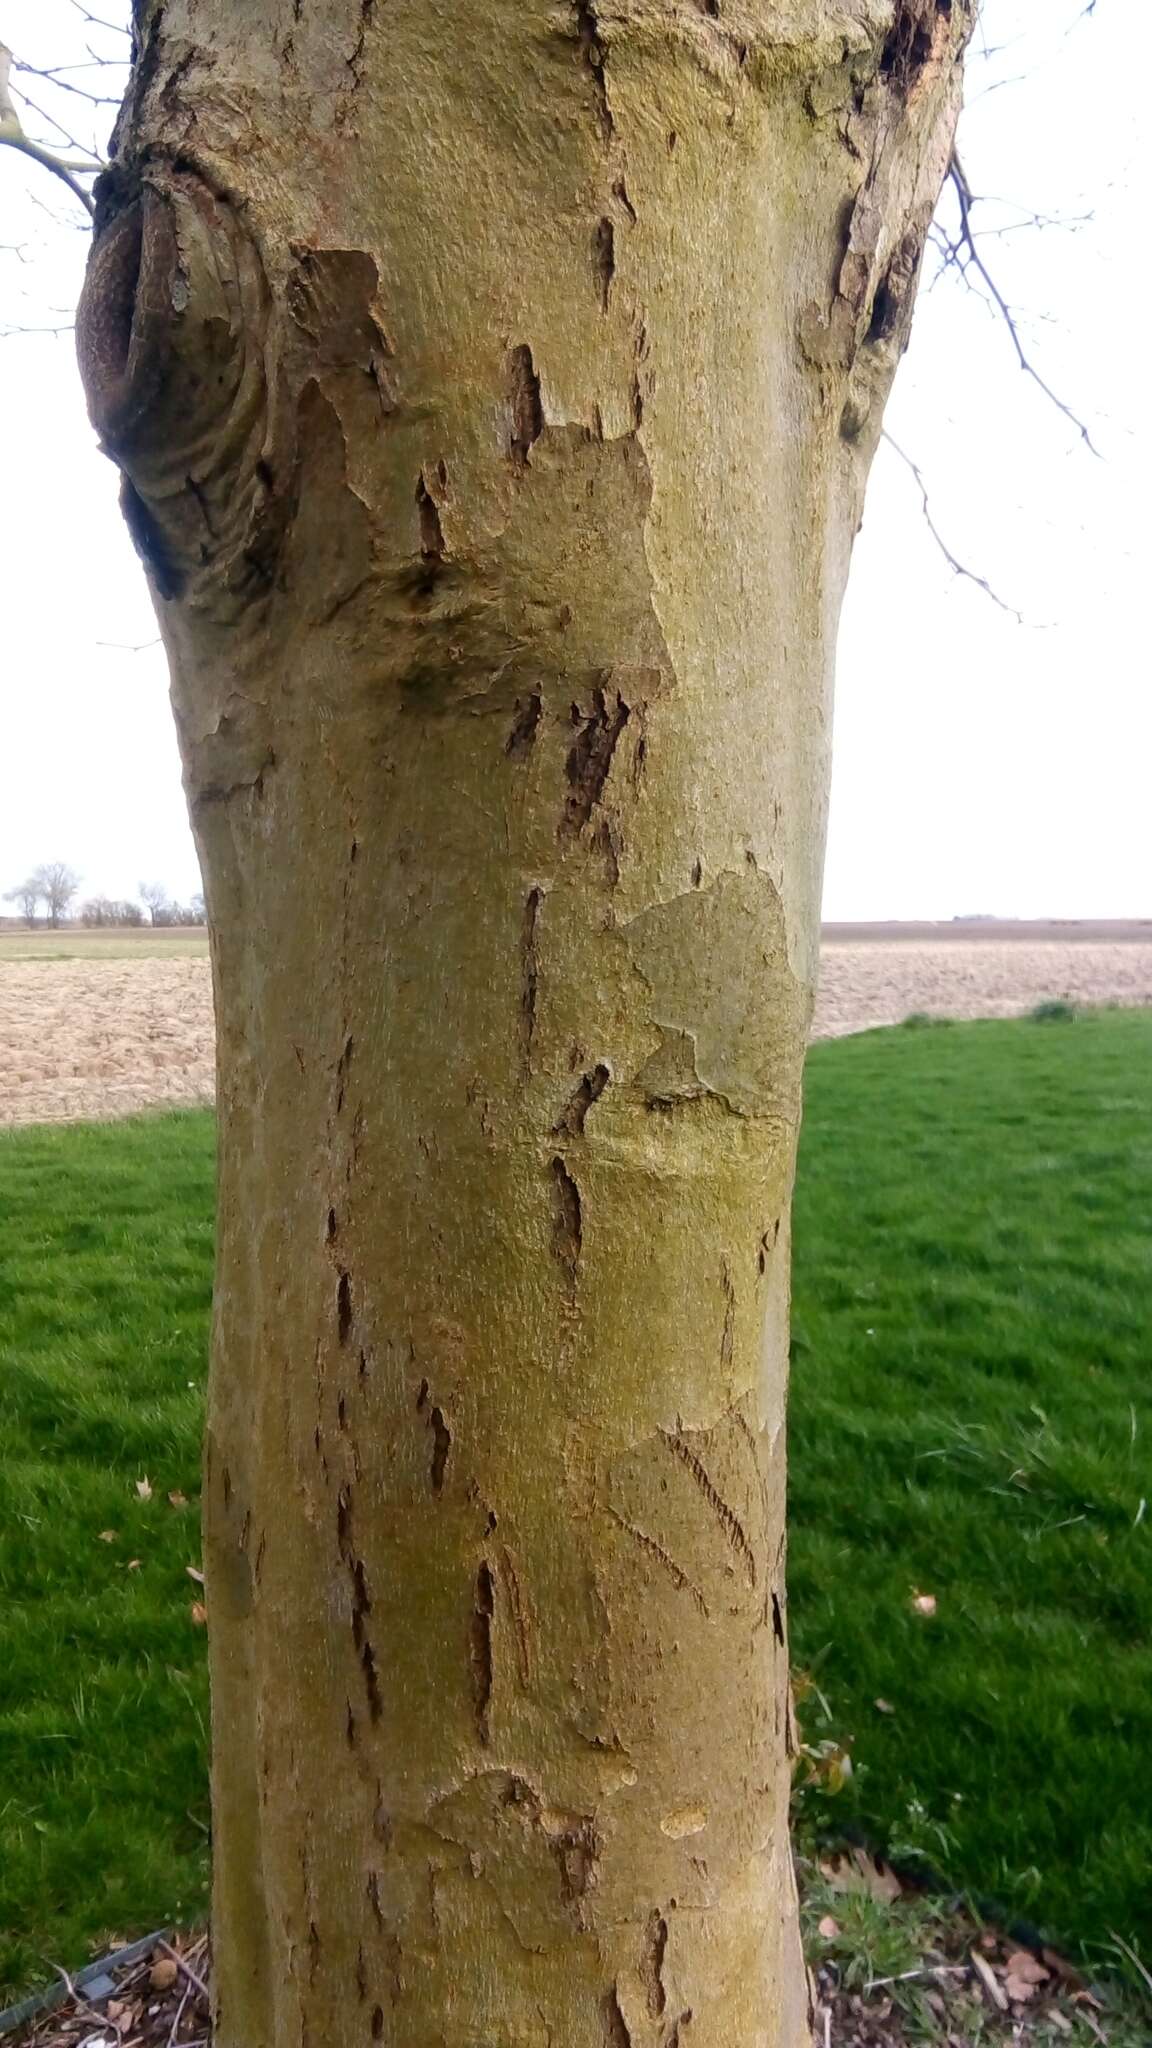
[519,886,543,1079]
[552,1062,610,1138]
[601,1985,632,2047]
[574,2,614,143]
[508,344,544,466]
[505,691,542,760]
[606,1506,710,1618]
[639,1909,668,2019]
[550,1155,582,1297]
[561,686,630,841]
[662,1430,757,1588]
[470,1560,495,1745]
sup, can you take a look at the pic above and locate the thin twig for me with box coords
[864,1963,969,1992]
[882,433,1024,623]
[167,1981,194,2047]
[48,1960,110,2029]
[159,1937,211,2003]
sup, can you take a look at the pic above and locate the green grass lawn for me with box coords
[1,1010,1150,1994]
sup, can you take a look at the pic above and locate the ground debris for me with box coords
[3,1936,210,2048]
[801,1859,1148,2047]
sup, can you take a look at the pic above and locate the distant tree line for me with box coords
[3,864,205,928]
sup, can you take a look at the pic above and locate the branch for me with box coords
[66,1,131,36]
[0,46,96,215]
[938,153,1099,454]
[882,433,1024,623]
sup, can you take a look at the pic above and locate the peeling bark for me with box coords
[76,3,970,2042]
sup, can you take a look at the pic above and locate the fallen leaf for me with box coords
[1004,1971,1039,2003]
[135,1477,153,1502]
[190,1601,208,1626]
[1004,1950,1049,1986]
[149,1957,178,1991]
[186,1564,205,1585]
[970,1949,1009,2012]
[98,1530,118,1543]
[817,1916,840,1939]
[910,1590,937,1618]
[168,1491,188,1508]
[874,1698,896,1714]
[818,1848,902,1903]
[106,2004,125,2022]
[126,1559,141,1571]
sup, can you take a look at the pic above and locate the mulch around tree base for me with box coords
[2,1914,1141,2047]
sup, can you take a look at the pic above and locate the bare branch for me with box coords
[882,433,1024,624]
[938,153,1100,454]
[0,45,96,215]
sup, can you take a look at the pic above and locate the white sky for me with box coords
[0,0,1146,919]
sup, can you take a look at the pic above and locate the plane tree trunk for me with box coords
[77,4,968,2042]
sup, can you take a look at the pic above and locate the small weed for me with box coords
[1030,998,1077,1022]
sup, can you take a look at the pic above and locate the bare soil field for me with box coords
[2,923,1151,1126]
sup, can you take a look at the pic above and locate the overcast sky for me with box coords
[1,1,1146,919]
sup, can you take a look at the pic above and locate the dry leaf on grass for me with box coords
[186,1565,205,1585]
[125,1559,141,1571]
[168,1490,188,1508]
[819,1848,903,1903]
[910,1589,937,1617]
[190,1600,208,1626]
[1004,1949,1049,1986]
[98,1530,118,1543]
[135,1477,153,1502]
[874,1698,896,1714]
[817,1915,841,1939]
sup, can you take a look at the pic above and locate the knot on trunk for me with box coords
[76,166,271,606]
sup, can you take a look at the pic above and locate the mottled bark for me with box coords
[77,4,968,2043]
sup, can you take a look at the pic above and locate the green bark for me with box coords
[77,4,969,2041]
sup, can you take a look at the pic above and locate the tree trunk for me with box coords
[77,4,967,2041]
